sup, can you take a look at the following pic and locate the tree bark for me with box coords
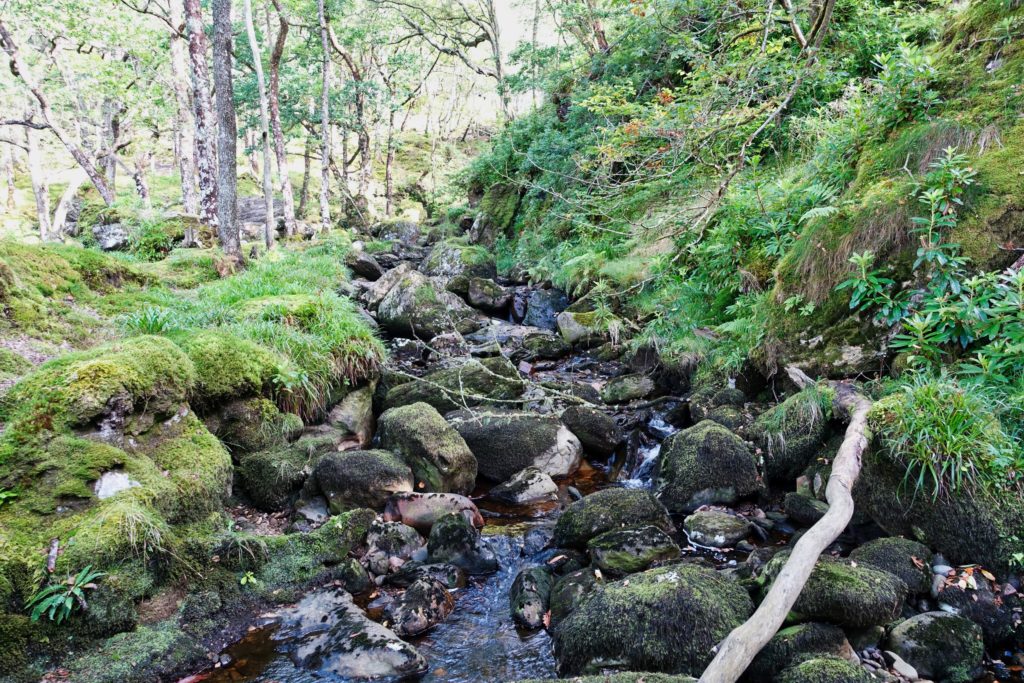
[2,144,15,210]
[316,0,332,232]
[0,21,115,205]
[384,110,396,216]
[25,126,51,240]
[268,1,297,236]
[52,171,87,236]
[183,0,220,226]
[212,0,241,258]
[244,0,276,249]
[698,371,872,683]
[169,0,201,216]
[298,128,312,218]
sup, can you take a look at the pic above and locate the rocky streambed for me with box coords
[183,226,1023,683]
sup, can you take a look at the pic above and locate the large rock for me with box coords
[375,220,420,243]
[345,250,385,280]
[556,310,618,346]
[553,488,674,549]
[523,288,569,330]
[587,525,680,576]
[848,537,932,594]
[489,466,559,505]
[777,656,872,683]
[237,434,340,511]
[763,552,907,628]
[310,450,414,513]
[510,567,553,629]
[362,261,412,309]
[376,402,477,494]
[92,222,130,251]
[363,520,425,576]
[426,512,498,574]
[552,564,753,676]
[560,406,623,457]
[784,491,829,527]
[383,356,525,413]
[601,374,655,404]
[748,623,855,681]
[653,420,760,512]
[549,568,602,625]
[382,577,454,636]
[377,270,481,339]
[326,384,375,447]
[683,510,750,548]
[751,388,832,483]
[886,611,983,682]
[273,587,426,679]
[383,492,483,533]
[449,410,582,482]
[467,277,512,312]
[420,239,496,295]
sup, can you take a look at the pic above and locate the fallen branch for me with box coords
[698,369,872,683]
[46,538,60,574]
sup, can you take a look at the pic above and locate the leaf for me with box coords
[981,569,996,582]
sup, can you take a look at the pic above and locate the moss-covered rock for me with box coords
[0,347,30,380]
[467,277,511,312]
[552,564,753,676]
[601,374,655,404]
[420,238,497,295]
[933,578,1017,647]
[848,537,932,594]
[62,619,207,683]
[763,552,907,628]
[654,420,760,512]
[448,409,582,481]
[746,623,853,682]
[776,656,872,683]
[553,487,675,549]
[378,269,482,339]
[587,525,681,575]
[784,492,829,527]
[310,450,414,513]
[683,510,750,548]
[205,396,301,454]
[510,566,554,629]
[560,405,624,457]
[885,611,984,682]
[518,676,696,683]
[172,329,280,405]
[426,512,498,574]
[0,613,30,675]
[751,388,832,484]
[326,383,376,447]
[383,356,525,412]
[377,402,477,494]
[549,568,602,625]
[556,310,621,347]
[237,434,339,511]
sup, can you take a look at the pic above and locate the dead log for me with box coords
[698,370,872,683]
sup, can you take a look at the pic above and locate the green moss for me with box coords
[586,525,680,575]
[0,348,29,379]
[777,655,872,683]
[480,183,520,232]
[376,402,477,494]
[886,611,984,682]
[553,488,674,549]
[172,329,280,405]
[63,619,205,683]
[752,387,833,483]
[208,397,299,454]
[849,537,933,594]
[0,613,31,675]
[748,623,851,681]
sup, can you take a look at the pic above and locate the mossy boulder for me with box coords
[848,537,932,594]
[549,568,603,625]
[62,619,207,683]
[377,402,477,494]
[377,270,482,339]
[310,450,414,513]
[467,277,511,312]
[683,510,750,548]
[552,564,753,676]
[746,623,853,681]
[326,383,375,447]
[363,519,426,576]
[383,356,525,413]
[554,488,675,549]
[784,492,829,527]
[448,410,582,481]
[763,552,907,628]
[777,656,872,683]
[510,566,554,629]
[206,396,301,454]
[519,676,695,683]
[601,374,655,404]
[0,613,30,674]
[237,434,339,511]
[0,347,29,380]
[751,388,832,483]
[426,512,498,574]
[520,332,571,360]
[587,525,681,576]
[172,329,279,405]
[885,611,984,682]
[560,405,624,457]
[556,310,621,347]
[653,420,760,513]
[420,238,497,295]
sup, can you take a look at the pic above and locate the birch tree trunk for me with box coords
[212,0,241,258]
[269,3,297,236]
[25,127,51,240]
[244,0,275,249]
[2,145,15,210]
[298,128,312,218]
[317,0,332,233]
[183,0,220,226]
[52,171,87,236]
[169,0,201,216]
[385,109,396,216]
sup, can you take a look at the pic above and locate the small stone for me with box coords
[684,509,750,548]
[884,651,919,681]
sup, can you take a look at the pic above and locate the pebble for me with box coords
[932,564,953,575]
[883,650,919,681]
[566,486,583,501]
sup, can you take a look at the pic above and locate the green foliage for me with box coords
[26,565,105,624]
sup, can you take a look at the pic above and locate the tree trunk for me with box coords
[133,153,152,207]
[316,0,332,232]
[269,4,297,236]
[244,0,276,249]
[183,0,220,226]
[169,0,201,216]
[212,0,241,258]
[52,171,87,236]
[484,0,510,121]
[384,109,396,216]
[0,21,115,205]
[2,144,15,210]
[102,99,119,188]
[25,127,51,240]
[698,371,872,683]
[298,128,312,218]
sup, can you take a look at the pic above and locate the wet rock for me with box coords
[653,420,760,512]
[467,277,512,312]
[683,510,750,548]
[274,587,426,679]
[489,466,559,505]
[560,406,623,457]
[376,402,477,494]
[763,552,907,628]
[885,611,983,681]
[549,568,602,625]
[377,270,481,339]
[93,222,130,251]
[934,576,1017,646]
[751,389,832,483]
[327,384,376,447]
[777,656,872,683]
[849,537,933,595]
[345,250,385,281]
[449,410,582,481]
[363,520,425,576]
[310,450,414,514]
[426,512,498,574]
[386,562,466,590]
[523,288,569,330]
[748,622,855,681]
[338,557,373,595]
[383,577,455,636]
[552,564,753,676]
[510,566,554,629]
[601,374,655,404]
[587,525,680,576]
[784,491,830,527]
[553,487,675,549]
[383,356,525,413]
[383,492,483,533]
[362,261,413,309]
